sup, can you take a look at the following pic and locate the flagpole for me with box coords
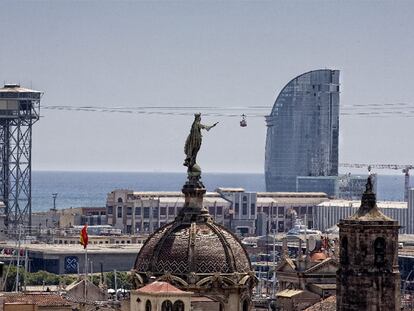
[80,223,88,304]
[84,246,87,303]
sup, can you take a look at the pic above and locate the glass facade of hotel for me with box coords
[265,69,340,192]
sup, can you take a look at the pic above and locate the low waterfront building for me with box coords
[32,206,107,231]
[106,190,230,234]
[106,188,414,237]
[0,242,141,274]
[313,199,407,233]
[52,233,145,245]
[107,189,331,235]
[216,188,328,235]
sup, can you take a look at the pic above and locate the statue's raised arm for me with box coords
[184,113,218,171]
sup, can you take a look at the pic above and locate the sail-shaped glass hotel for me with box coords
[265,70,340,192]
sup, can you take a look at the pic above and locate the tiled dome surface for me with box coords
[134,221,251,275]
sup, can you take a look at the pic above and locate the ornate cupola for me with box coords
[336,175,401,311]
[132,114,256,311]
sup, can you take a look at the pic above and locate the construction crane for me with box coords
[339,163,413,202]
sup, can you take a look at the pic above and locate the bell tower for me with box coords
[336,175,401,311]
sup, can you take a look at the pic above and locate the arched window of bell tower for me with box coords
[161,300,173,311]
[374,237,386,266]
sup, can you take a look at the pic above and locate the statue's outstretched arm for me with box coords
[200,122,219,131]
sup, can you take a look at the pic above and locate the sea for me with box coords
[32,171,409,211]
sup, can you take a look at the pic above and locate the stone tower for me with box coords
[336,176,401,311]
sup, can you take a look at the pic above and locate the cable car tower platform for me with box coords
[0,84,41,234]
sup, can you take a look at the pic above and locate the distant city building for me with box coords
[265,69,340,192]
[106,188,413,236]
[337,177,401,310]
[216,188,328,235]
[31,207,107,231]
[107,189,329,236]
[106,190,229,234]
[314,199,407,233]
[0,242,140,274]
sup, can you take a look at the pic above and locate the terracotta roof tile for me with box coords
[137,281,186,294]
[3,293,71,307]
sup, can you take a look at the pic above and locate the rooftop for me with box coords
[276,289,304,298]
[0,242,141,255]
[304,295,336,311]
[0,84,42,94]
[1,293,71,307]
[137,281,191,295]
[318,200,407,209]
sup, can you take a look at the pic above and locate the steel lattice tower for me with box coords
[0,84,41,234]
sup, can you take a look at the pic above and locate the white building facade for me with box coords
[314,199,408,233]
[106,190,229,234]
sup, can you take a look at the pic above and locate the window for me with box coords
[216,206,223,215]
[173,300,185,311]
[145,300,152,311]
[374,237,386,266]
[144,207,150,218]
[209,206,215,215]
[168,206,175,216]
[278,206,284,216]
[108,206,113,214]
[135,207,141,215]
[127,207,132,216]
[161,300,173,311]
[153,207,159,218]
[243,196,247,202]
[251,203,255,216]
[242,203,248,215]
[263,206,269,215]
[117,206,122,218]
[160,207,167,215]
[235,203,239,214]
[117,198,123,203]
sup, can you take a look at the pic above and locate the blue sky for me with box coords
[0,1,413,173]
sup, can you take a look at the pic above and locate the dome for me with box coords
[134,220,251,276]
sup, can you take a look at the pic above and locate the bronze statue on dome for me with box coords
[183,113,218,182]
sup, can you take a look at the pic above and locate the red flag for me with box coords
[80,224,88,249]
